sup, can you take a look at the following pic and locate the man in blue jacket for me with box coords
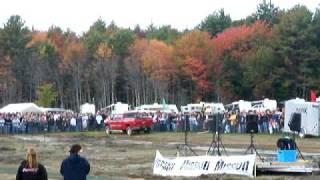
[60,144,90,180]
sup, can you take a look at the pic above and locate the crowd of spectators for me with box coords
[0,112,106,135]
[221,109,284,134]
[151,108,284,134]
[0,108,284,135]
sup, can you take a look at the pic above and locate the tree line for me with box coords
[0,1,319,110]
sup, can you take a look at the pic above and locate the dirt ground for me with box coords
[0,131,319,180]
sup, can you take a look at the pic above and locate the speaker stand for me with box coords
[244,132,263,161]
[207,130,227,156]
[292,134,305,160]
[177,116,197,156]
[207,114,227,156]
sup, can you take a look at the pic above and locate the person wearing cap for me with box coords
[60,144,90,180]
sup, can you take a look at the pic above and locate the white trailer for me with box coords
[180,102,225,114]
[101,102,129,115]
[80,103,96,114]
[250,98,277,112]
[135,103,179,114]
[284,98,320,136]
[225,100,252,112]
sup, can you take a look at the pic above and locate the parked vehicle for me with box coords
[284,98,320,137]
[101,102,129,115]
[104,111,153,136]
[250,98,277,112]
[225,100,252,113]
[135,103,179,114]
[181,102,225,114]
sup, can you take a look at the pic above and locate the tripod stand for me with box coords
[177,115,197,156]
[244,131,263,161]
[291,133,305,160]
[207,113,227,156]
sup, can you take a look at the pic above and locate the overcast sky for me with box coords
[0,0,319,34]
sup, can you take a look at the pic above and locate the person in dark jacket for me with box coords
[60,144,90,180]
[16,148,48,180]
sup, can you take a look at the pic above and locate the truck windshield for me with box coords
[123,113,149,119]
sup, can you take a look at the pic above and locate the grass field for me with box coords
[0,131,319,180]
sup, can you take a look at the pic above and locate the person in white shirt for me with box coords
[53,113,60,132]
[12,116,20,133]
[82,114,88,130]
[0,115,5,134]
[70,117,76,132]
[95,114,103,131]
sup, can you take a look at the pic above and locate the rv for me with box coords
[250,98,277,112]
[181,102,225,114]
[101,102,129,115]
[284,98,320,136]
[225,100,252,112]
[135,103,179,114]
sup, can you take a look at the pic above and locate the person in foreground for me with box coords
[60,144,90,180]
[16,148,48,180]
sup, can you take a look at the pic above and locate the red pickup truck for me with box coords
[104,112,153,136]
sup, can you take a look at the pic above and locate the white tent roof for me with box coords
[80,103,95,114]
[0,103,43,113]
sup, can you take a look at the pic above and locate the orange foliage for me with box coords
[95,43,112,60]
[129,39,149,63]
[0,55,12,77]
[174,30,213,98]
[63,40,85,63]
[175,30,214,64]
[48,31,66,59]
[141,40,176,81]
[26,31,48,48]
[182,57,210,93]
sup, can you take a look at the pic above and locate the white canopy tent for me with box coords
[80,103,96,114]
[0,103,43,113]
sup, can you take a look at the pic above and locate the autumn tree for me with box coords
[26,31,56,104]
[46,27,69,107]
[94,42,114,106]
[126,39,149,105]
[62,36,87,110]
[1,5,320,110]
[175,30,213,102]
[212,21,272,101]
[141,39,176,102]
[181,57,210,101]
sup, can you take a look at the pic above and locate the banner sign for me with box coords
[153,150,256,177]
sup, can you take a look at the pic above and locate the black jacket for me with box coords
[60,154,90,180]
[16,160,47,180]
